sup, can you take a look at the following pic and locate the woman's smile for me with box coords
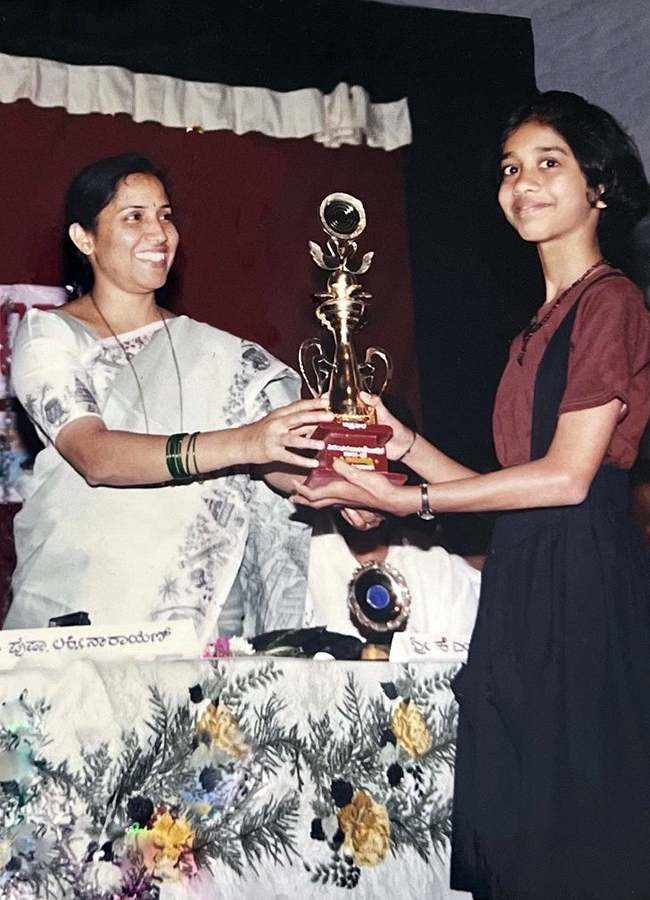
[83,172,179,295]
[133,248,170,269]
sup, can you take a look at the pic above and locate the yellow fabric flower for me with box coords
[151,854,183,883]
[196,703,248,760]
[390,700,432,760]
[149,812,194,862]
[338,790,391,867]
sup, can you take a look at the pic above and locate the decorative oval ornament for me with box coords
[347,560,411,635]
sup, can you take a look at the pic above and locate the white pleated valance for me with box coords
[0,51,412,150]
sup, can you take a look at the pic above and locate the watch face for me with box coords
[347,561,411,634]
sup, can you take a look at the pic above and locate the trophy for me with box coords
[299,193,407,488]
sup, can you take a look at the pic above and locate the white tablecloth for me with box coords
[0,656,464,900]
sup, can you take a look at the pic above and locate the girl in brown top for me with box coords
[294,92,650,900]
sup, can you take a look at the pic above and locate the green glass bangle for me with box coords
[173,433,189,479]
[166,432,189,480]
[166,438,183,479]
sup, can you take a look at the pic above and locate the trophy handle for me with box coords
[299,338,333,398]
[359,347,393,397]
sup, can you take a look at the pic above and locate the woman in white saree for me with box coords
[5,153,332,642]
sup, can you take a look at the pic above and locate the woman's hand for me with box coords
[243,397,333,468]
[291,457,418,515]
[360,392,416,461]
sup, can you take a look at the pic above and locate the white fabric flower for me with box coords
[228,636,255,656]
[83,860,123,892]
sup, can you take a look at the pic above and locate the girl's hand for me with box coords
[291,457,417,515]
[243,398,333,467]
[339,507,386,530]
[360,392,416,461]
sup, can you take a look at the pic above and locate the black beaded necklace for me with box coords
[517,258,606,365]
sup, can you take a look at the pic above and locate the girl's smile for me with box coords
[498,120,604,247]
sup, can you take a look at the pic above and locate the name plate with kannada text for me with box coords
[389,632,470,663]
[0,619,200,670]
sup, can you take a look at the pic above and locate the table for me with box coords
[0,656,464,900]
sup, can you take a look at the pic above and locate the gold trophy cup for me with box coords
[299,193,407,488]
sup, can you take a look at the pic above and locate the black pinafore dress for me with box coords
[451,278,650,900]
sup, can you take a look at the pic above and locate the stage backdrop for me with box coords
[0,99,417,400]
[0,1,537,609]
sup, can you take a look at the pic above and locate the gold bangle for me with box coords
[189,431,201,476]
[395,429,417,462]
[183,433,191,478]
[181,431,200,477]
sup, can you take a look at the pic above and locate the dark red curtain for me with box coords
[0,99,419,616]
[0,101,418,394]
[0,100,418,397]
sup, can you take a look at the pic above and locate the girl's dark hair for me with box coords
[63,153,170,298]
[499,91,650,251]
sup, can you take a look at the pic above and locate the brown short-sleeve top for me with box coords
[493,267,650,469]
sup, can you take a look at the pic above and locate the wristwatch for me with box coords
[417,482,435,520]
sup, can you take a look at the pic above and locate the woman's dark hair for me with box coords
[63,153,171,298]
[499,91,650,253]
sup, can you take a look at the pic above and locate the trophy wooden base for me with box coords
[305,422,408,488]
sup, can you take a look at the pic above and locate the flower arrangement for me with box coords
[305,667,457,889]
[0,661,458,897]
[0,663,300,899]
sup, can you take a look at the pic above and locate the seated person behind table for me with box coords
[304,511,481,648]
